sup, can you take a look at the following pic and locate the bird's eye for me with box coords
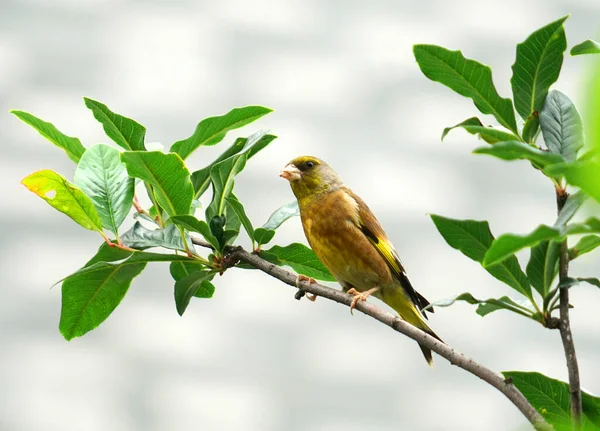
[306,161,315,169]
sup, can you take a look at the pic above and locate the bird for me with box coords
[280,155,442,365]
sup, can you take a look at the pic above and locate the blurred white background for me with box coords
[1,0,599,430]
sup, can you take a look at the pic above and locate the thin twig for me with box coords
[556,187,582,429]
[190,236,552,431]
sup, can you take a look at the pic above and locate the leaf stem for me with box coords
[556,186,582,429]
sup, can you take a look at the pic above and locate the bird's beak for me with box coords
[280,164,302,182]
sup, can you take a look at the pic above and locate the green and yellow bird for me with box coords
[280,156,442,365]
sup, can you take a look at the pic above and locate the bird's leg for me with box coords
[347,287,380,315]
[295,274,317,302]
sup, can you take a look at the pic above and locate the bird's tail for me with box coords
[383,288,443,367]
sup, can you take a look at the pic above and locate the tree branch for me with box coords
[191,236,552,430]
[556,188,582,429]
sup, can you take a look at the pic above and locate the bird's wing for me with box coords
[348,189,433,315]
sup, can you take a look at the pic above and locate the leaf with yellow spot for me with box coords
[22,169,103,233]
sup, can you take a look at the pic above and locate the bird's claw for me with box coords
[346,287,379,315]
[295,275,317,302]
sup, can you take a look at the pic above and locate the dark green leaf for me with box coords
[22,170,103,233]
[171,106,273,159]
[569,235,600,260]
[170,261,216,299]
[261,243,335,282]
[502,371,600,430]
[208,215,227,251]
[262,201,300,230]
[526,241,560,297]
[121,222,190,252]
[522,114,540,143]
[174,269,215,315]
[442,117,520,143]
[10,110,86,162]
[254,228,275,246]
[540,90,585,162]
[510,16,568,119]
[225,195,254,241]
[545,160,600,203]
[430,215,531,297]
[427,292,534,319]
[74,144,134,235]
[121,151,193,217]
[483,225,561,267]
[413,44,518,134]
[83,97,146,151]
[578,277,600,289]
[206,153,248,220]
[571,40,600,56]
[473,140,565,168]
[59,245,147,340]
[170,215,220,250]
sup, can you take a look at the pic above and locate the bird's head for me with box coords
[280,156,342,201]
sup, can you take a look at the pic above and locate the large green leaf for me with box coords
[121,151,193,217]
[483,225,561,267]
[11,110,86,162]
[261,243,335,282]
[413,44,518,134]
[173,268,216,315]
[428,292,534,319]
[22,170,103,233]
[502,371,600,431]
[171,106,273,159]
[510,16,568,119]
[262,201,300,230]
[540,90,585,162]
[569,235,600,260]
[526,240,560,297]
[430,215,531,297]
[74,144,134,235]
[546,160,600,203]
[571,40,600,56]
[170,215,220,250]
[205,153,248,220]
[191,132,276,199]
[473,140,565,168]
[121,222,190,252]
[441,117,520,144]
[83,98,146,151]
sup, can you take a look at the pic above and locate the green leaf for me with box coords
[121,222,190,252]
[427,292,534,319]
[121,151,193,217]
[206,153,248,220]
[526,240,560,297]
[578,277,600,289]
[174,269,215,315]
[555,190,588,227]
[59,245,147,340]
[261,243,335,282]
[430,215,531,297]
[510,16,568,120]
[262,201,300,231]
[522,114,541,144]
[170,261,216,298]
[169,215,220,250]
[564,217,600,236]
[74,144,134,235]
[171,106,273,160]
[10,110,86,162]
[225,195,254,242]
[569,235,600,260]
[22,170,103,233]
[502,371,600,430]
[545,160,600,203]
[442,117,521,143]
[571,40,600,56]
[254,228,275,246]
[83,97,146,151]
[190,131,277,199]
[473,140,565,169]
[413,44,518,134]
[483,225,560,267]
[540,90,585,162]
